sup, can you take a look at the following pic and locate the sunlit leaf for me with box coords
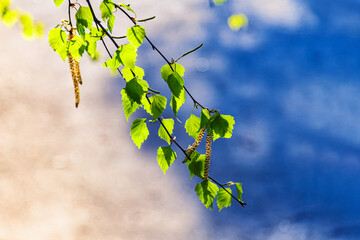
[150,95,167,119]
[170,89,185,116]
[121,89,140,121]
[2,9,18,27]
[122,66,145,81]
[48,28,68,61]
[160,63,185,81]
[185,114,201,140]
[157,146,177,174]
[99,0,114,20]
[125,78,147,104]
[75,6,93,37]
[209,114,235,141]
[118,3,137,17]
[130,118,149,149]
[108,14,115,33]
[188,153,205,179]
[195,180,219,209]
[166,72,184,98]
[102,44,137,69]
[158,118,174,145]
[199,108,210,130]
[217,188,232,211]
[53,0,65,8]
[127,25,145,48]
[235,183,243,201]
[69,34,86,61]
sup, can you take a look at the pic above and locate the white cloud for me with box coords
[233,0,316,28]
[283,82,360,144]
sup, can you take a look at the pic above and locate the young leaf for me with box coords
[121,89,139,121]
[107,14,115,33]
[99,0,114,20]
[122,66,145,81]
[199,108,210,130]
[84,32,97,58]
[228,14,248,31]
[217,188,232,211]
[125,78,147,104]
[158,118,174,145]
[118,3,137,17]
[150,95,167,119]
[235,183,243,201]
[157,146,177,174]
[188,154,205,179]
[53,0,65,7]
[75,6,93,37]
[185,114,201,140]
[69,35,86,61]
[195,180,219,209]
[102,44,137,69]
[127,25,146,48]
[166,72,184,98]
[170,89,185,117]
[130,118,149,149]
[2,9,18,27]
[48,28,67,61]
[160,63,185,81]
[209,114,235,141]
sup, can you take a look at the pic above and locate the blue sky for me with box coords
[131,0,360,239]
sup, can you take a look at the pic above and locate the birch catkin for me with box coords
[183,127,206,163]
[203,133,212,180]
[67,28,82,107]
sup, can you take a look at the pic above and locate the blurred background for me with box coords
[1,0,360,239]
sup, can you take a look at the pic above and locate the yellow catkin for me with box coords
[203,133,212,180]
[68,52,80,107]
[67,28,82,107]
[183,127,206,163]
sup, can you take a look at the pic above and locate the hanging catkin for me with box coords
[183,127,206,163]
[203,132,212,180]
[67,28,82,107]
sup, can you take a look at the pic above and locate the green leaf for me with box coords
[188,153,205,179]
[125,78,148,104]
[102,44,137,69]
[157,146,177,174]
[127,25,146,48]
[69,34,86,61]
[99,0,114,20]
[142,97,152,115]
[199,109,210,130]
[166,72,184,98]
[209,114,235,141]
[121,89,139,121]
[160,63,185,81]
[130,118,149,149]
[48,28,68,61]
[185,114,201,140]
[158,118,174,145]
[150,95,167,119]
[118,3,137,17]
[170,89,185,116]
[217,188,232,211]
[75,6,93,37]
[108,14,115,33]
[121,66,145,81]
[84,32,97,58]
[19,14,34,38]
[195,180,219,209]
[235,183,243,202]
[53,0,65,7]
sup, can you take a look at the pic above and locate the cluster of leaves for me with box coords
[50,0,245,211]
[0,0,44,39]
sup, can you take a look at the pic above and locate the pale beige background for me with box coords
[0,0,209,239]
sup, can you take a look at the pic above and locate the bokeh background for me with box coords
[1,0,360,239]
